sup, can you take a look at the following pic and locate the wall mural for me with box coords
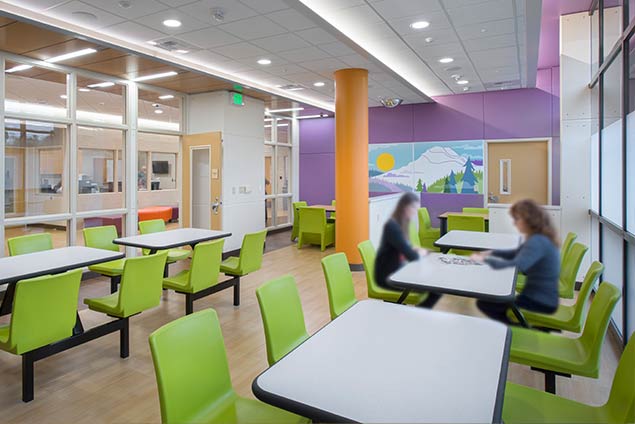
[369,140,484,195]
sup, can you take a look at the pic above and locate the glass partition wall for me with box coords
[589,1,634,344]
[264,117,292,229]
[0,53,183,256]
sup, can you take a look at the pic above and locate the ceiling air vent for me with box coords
[483,79,521,90]
[152,37,199,54]
[278,84,305,91]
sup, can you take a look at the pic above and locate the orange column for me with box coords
[334,68,369,267]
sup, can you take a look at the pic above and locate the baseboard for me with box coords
[267,226,292,235]
[349,263,364,272]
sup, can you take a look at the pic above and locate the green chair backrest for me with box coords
[572,261,604,325]
[560,242,588,296]
[579,282,621,376]
[298,207,327,234]
[321,253,357,319]
[462,207,489,214]
[447,214,485,232]
[256,275,309,365]
[358,240,378,295]
[187,239,224,293]
[237,229,267,274]
[8,269,82,354]
[7,233,53,256]
[139,218,167,234]
[149,309,234,424]
[604,333,635,423]
[82,225,120,252]
[418,207,433,230]
[117,251,168,317]
[292,201,307,225]
[560,231,577,268]
[331,200,336,218]
[408,221,422,247]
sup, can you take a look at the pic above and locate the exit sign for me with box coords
[230,92,244,106]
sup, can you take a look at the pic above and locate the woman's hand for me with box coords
[470,251,490,262]
[416,247,429,257]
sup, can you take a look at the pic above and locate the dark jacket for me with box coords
[485,234,560,311]
[375,218,419,289]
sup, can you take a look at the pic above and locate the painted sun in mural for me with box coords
[376,152,395,172]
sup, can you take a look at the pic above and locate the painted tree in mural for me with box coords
[443,177,452,193]
[448,170,458,193]
[461,156,478,194]
[422,182,427,193]
[416,178,424,192]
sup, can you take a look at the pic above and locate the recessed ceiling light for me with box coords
[162,19,182,28]
[133,71,178,82]
[5,64,33,73]
[79,88,91,92]
[45,48,97,63]
[175,49,189,54]
[154,109,164,114]
[147,40,158,46]
[462,87,470,91]
[60,94,67,99]
[439,57,454,64]
[87,81,115,88]
[118,0,131,8]
[457,79,469,85]
[410,21,430,29]
[313,81,325,87]
[425,37,433,43]
[287,87,304,91]
[480,28,488,33]
[159,94,174,100]
[257,58,272,65]
[72,11,97,21]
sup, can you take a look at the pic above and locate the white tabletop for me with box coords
[435,230,521,251]
[114,228,231,250]
[389,252,517,301]
[253,300,510,423]
[0,246,124,285]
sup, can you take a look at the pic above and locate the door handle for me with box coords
[488,192,499,203]
[211,197,222,214]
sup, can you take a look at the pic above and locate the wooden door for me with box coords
[487,141,549,204]
[182,132,222,229]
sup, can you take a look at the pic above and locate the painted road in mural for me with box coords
[369,140,484,195]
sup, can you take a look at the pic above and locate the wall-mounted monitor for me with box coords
[152,160,169,174]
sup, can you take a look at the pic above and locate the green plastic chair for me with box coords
[447,214,485,255]
[291,201,307,241]
[164,239,235,315]
[219,230,267,307]
[330,199,336,220]
[139,219,190,264]
[519,261,604,332]
[357,240,428,305]
[503,332,635,424]
[149,309,308,424]
[321,253,358,319]
[0,269,82,401]
[297,207,335,251]
[408,221,422,248]
[256,275,309,365]
[84,251,168,356]
[516,232,579,294]
[462,207,489,214]
[83,225,127,293]
[510,282,621,394]
[7,233,53,256]
[418,207,440,251]
[557,242,588,299]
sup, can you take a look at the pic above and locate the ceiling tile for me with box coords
[278,46,331,62]
[157,0,198,6]
[82,0,169,19]
[296,27,339,45]
[134,8,209,35]
[298,57,347,76]
[185,49,231,64]
[176,26,241,48]
[445,0,514,27]
[4,0,72,10]
[266,8,316,32]
[463,33,517,51]
[238,0,287,14]
[251,33,312,53]
[48,1,126,28]
[212,41,267,59]
[263,63,307,76]
[455,18,515,40]
[470,46,518,68]
[178,0,258,24]
[213,59,254,73]
[217,15,286,40]
[317,41,357,57]
[103,21,165,44]
[370,0,442,19]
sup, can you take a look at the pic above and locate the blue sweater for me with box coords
[485,234,560,310]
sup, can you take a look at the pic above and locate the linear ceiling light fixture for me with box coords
[5,64,33,73]
[45,48,97,63]
[158,94,175,99]
[87,81,115,88]
[133,71,178,82]
[297,114,329,119]
[266,107,304,113]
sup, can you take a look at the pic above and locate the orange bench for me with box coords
[138,206,172,223]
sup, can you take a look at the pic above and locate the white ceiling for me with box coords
[0,0,541,107]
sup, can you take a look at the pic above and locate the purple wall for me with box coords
[300,84,561,206]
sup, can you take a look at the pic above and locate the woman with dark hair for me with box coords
[472,199,560,324]
[375,192,441,308]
